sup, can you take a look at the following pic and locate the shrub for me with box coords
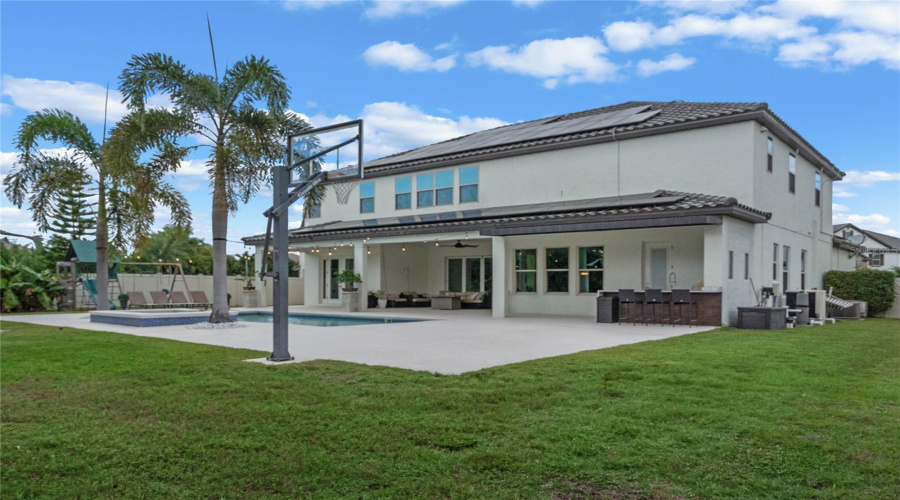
[824,269,897,316]
[0,254,67,312]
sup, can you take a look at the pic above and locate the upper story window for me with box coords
[767,137,774,172]
[359,181,374,214]
[308,204,321,219]
[417,172,453,207]
[436,171,453,205]
[728,251,734,280]
[788,154,796,194]
[395,177,411,210]
[815,172,821,206]
[782,245,791,290]
[459,166,479,203]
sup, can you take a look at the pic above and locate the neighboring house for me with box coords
[244,101,845,325]
[833,223,900,270]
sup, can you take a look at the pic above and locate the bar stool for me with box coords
[643,289,671,325]
[618,289,640,325]
[671,289,697,327]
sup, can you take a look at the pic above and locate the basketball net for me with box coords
[332,180,357,205]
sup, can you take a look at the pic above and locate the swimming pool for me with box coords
[237,312,424,327]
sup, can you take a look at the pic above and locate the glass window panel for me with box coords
[547,271,568,293]
[466,258,481,292]
[360,181,374,198]
[309,205,321,218]
[436,187,453,205]
[395,176,411,193]
[767,137,773,155]
[515,249,537,270]
[459,166,478,185]
[460,185,478,203]
[417,190,434,207]
[360,198,374,213]
[789,154,796,174]
[417,173,433,190]
[579,247,603,269]
[484,257,492,292]
[516,272,536,293]
[448,258,462,292]
[436,171,453,188]
[579,271,603,293]
[395,193,411,210]
[546,248,569,270]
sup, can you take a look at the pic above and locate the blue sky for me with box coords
[2,0,899,253]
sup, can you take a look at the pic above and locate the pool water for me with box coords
[237,312,424,327]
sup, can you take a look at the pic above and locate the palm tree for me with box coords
[117,53,314,322]
[4,109,191,310]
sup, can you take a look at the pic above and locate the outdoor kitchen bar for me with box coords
[596,290,723,326]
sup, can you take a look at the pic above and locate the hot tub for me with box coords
[90,309,235,327]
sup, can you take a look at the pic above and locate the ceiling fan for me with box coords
[439,240,479,248]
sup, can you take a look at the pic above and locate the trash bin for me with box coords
[795,291,810,326]
[596,296,618,323]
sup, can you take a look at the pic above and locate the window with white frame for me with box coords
[308,204,321,219]
[578,247,604,293]
[515,249,537,292]
[801,249,807,289]
[783,245,791,290]
[459,166,479,203]
[773,243,779,282]
[545,247,569,293]
[360,181,374,214]
[871,253,884,267]
[435,171,453,205]
[395,177,411,210]
[815,172,821,206]
[767,137,774,172]
[788,154,796,194]
[416,173,434,207]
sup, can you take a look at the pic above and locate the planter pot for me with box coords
[118,299,129,310]
[243,286,256,291]
[342,291,360,312]
[342,287,358,292]
[242,289,259,308]
[377,299,387,309]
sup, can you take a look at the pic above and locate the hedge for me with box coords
[824,269,897,316]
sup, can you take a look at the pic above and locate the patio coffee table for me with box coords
[432,296,461,310]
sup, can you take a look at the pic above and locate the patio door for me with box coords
[649,247,668,290]
[447,257,492,293]
[321,258,354,303]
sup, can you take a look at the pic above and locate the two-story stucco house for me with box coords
[833,223,900,270]
[243,101,845,326]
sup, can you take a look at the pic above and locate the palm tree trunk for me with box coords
[209,145,232,323]
[95,177,110,311]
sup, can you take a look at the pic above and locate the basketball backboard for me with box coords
[288,119,363,184]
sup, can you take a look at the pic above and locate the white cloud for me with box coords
[762,0,900,36]
[882,229,900,237]
[363,41,456,72]
[512,0,546,7]
[832,212,893,228]
[637,53,696,76]
[0,205,39,243]
[604,21,656,52]
[365,0,465,19]
[0,102,12,115]
[1,75,171,124]
[640,0,750,15]
[841,170,900,186]
[466,36,617,88]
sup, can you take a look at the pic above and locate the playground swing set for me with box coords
[55,240,195,310]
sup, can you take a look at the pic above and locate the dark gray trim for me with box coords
[481,215,723,236]
[358,110,842,181]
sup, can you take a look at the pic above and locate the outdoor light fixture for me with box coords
[402,246,406,252]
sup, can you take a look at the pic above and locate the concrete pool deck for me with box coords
[3,306,716,374]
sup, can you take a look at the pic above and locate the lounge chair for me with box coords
[149,291,171,308]
[386,293,408,308]
[189,291,213,309]
[127,291,152,309]
[402,291,432,307]
[168,291,193,307]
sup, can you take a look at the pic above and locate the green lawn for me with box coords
[1,319,898,499]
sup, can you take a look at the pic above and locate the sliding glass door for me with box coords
[447,257,492,293]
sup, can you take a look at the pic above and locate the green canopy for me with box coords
[65,240,120,264]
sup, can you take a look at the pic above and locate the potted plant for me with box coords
[374,290,387,308]
[337,270,363,292]
[117,293,130,310]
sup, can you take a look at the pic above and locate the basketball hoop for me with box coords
[332,179,357,205]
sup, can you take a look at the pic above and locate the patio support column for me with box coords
[492,236,508,318]
[254,245,268,307]
[354,241,367,310]
[703,225,725,289]
[302,251,320,306]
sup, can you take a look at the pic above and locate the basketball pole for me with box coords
[269,134,293,361]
